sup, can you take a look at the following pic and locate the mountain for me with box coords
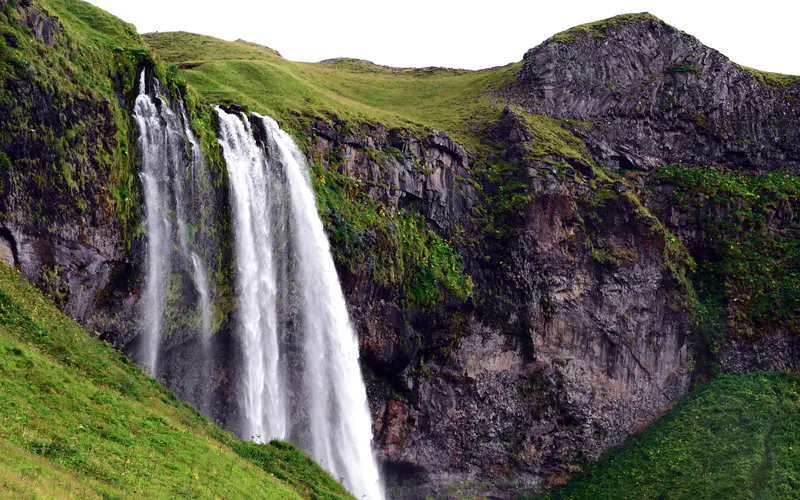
[1,1,799,498]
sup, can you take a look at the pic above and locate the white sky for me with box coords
[86,0,799,74]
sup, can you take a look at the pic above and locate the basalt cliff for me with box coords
[1,2,798,498]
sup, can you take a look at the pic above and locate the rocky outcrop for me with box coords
[369,173,692,497]
[299,108,695,497]
[309,119,477,231]
[303,17,799,497]
[14,0,61,46]
[511,14,800,173]
[3,5,799,499]
[0,0,140,336]
[644,171,800,375]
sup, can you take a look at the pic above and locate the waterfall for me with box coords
[217,109,383,499]
[133,71,171,376]
[216,110,287,443]
[133,71,382,498]
[179,99,213,341]
[132,70,214,375]
[187,253,209,337]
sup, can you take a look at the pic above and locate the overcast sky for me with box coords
[86,0,799,74]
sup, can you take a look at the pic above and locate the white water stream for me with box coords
[217,109,383,499]
[133,71,213,373]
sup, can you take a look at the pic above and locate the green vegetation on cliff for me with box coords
[655,166,800,345]
[546,372,800,499]
[737,65,800,88]
[11,0,238,331]
[549,12,658,44]
[0,0,149,238]
[0,262,351,498]
[313,164,472,308]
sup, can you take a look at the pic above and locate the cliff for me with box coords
[511,13,800,172]
[1,2,799,498]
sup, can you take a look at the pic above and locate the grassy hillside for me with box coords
[144,31,521,151]
[544,372,800,499]
[0,262,351,499]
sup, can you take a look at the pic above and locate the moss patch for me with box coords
[312,162,472,309]
[548,13,658,44]
[655,165,800,341]
[545,372,800,499]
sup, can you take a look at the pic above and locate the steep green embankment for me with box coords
[0,261,352,498]
[545,372,800,499]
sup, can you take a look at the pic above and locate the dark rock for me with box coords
[510,16,800,173]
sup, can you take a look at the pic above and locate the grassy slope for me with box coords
[144,32,521,151]
[0,262,351,499]
[545,372,800,499]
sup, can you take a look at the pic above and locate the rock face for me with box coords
[511,14,800,173]
[0,0,139,338]
[312,117,695,497]
[2,6,799,500]
[309,119,476,231]
[298,15,799,497]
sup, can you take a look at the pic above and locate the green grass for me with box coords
[548,13,658,44]
[545,372,800,499]
[144,31,521,152]
[0,262,352,499]
[737,65,800,88]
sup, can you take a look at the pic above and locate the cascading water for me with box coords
[217,108,383,499]
[216,110,288,443]
[179,99,213,341]
[133,70,215,376]
[133,71,172,376]
[134,70,381,497]
[191,253,212,340]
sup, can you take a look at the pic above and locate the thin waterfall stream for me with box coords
[133,70,215,380]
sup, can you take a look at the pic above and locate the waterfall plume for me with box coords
[217,108,384,499]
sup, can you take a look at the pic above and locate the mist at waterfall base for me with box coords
[132,72,383,499]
